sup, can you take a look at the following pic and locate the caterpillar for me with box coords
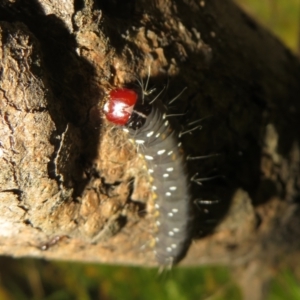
[103,87,192,266]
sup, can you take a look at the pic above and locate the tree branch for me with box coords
[1,1,300,297]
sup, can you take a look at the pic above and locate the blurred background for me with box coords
[236,0,300,54]
[1,0,300,299]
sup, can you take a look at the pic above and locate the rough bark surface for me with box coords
[1,0,300,298]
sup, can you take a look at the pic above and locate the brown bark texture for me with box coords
[1,0,300,297]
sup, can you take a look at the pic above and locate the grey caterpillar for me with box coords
[103,86,192,265]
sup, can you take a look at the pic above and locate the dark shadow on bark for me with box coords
[0,0,104,198]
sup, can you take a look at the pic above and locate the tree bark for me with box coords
[1,0,300,298]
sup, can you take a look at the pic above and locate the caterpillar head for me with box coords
[104,88,152,129]
[104,88,138,125]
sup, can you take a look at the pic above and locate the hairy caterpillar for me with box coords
[103,87,192,266]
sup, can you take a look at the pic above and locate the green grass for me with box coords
[1,257,300,299]
[235,0,300,52]
[268,269,300,300]
[0,257,241,300]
